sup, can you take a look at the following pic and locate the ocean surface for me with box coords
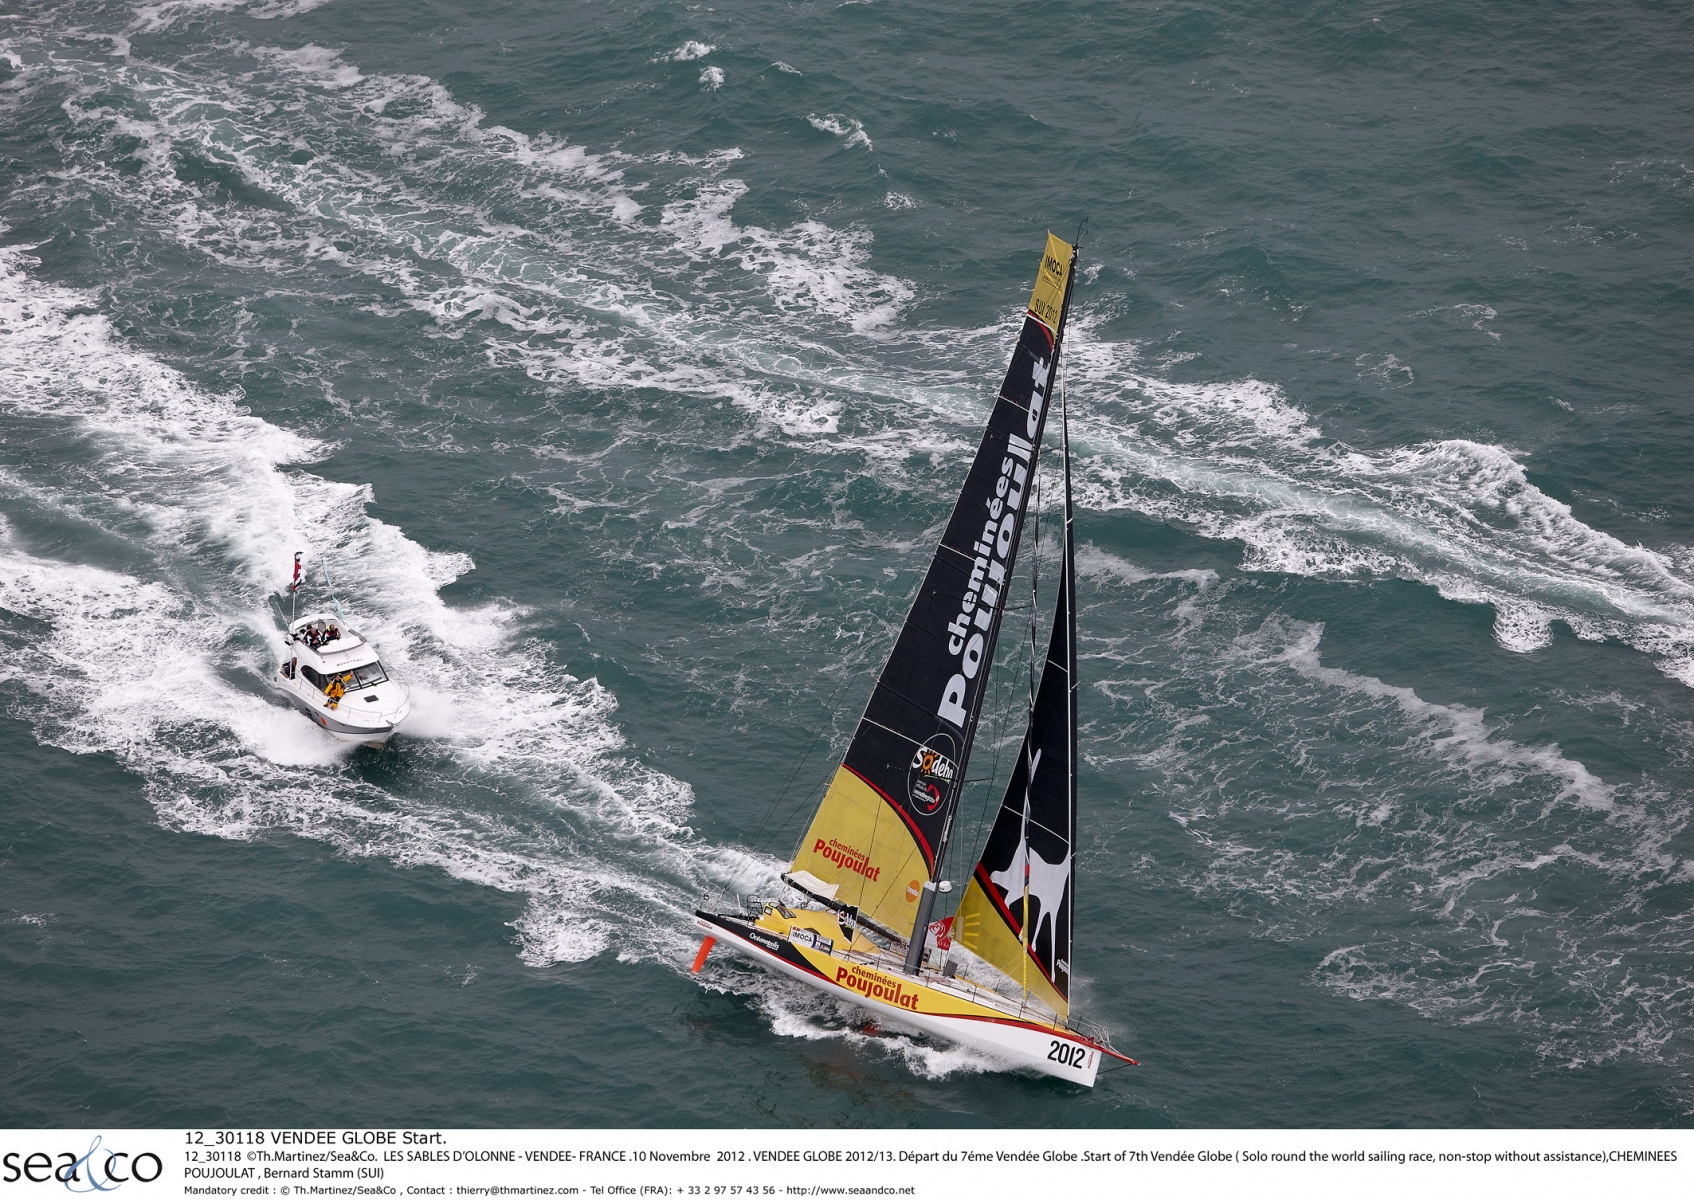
[2,0,1691,1128]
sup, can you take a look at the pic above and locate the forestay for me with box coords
[788,234,1077,945]
[955,405,1078,1019]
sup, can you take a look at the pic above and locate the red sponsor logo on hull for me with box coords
[835,964,920,1011]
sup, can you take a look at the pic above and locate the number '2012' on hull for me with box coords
[693,909,1129,1086]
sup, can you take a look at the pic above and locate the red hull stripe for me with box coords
[699,913,1133,1063]
[844,763,935,871]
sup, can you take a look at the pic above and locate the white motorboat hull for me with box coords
[272,611,410,746]
[272,675,406,745]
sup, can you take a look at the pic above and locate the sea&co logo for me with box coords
[2,1136,162,1190]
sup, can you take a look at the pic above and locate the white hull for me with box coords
[697,914,1114,1086]
[272,675,405,745]
[271,612,410,746]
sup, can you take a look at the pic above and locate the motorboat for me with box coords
[273,612,411,746]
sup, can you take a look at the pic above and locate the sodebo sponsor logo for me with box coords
[907,736,958,815]
[3,1137,162,1189]
[938,351,1051,730]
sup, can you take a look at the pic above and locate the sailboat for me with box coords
[693,233,1136,1085]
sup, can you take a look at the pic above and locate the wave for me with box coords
[5,30,914,440]
[1058,315,1694,679]
[0,237,709,971]
[807,113,873,151]
[1084,555,1693,1070]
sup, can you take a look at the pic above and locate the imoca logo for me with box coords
[2,1137,162,1190]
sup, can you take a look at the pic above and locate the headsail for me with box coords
[954,397,1077,1019]
[788,234,1078,944]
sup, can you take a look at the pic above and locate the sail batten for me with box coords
[788,233,1078,943]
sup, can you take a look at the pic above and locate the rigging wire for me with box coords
[953,439,1050,910]
[955,629,1020,904]
[1098,1058,1137,1078]
[709,667,864,908]
[1028,439,1043,708]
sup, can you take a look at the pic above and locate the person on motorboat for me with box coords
[275,554,411,746]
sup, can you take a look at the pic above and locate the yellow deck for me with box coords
[750,905,1074,1034]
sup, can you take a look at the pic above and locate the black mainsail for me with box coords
[786,234,1079,970]
[954,396,1078,1018]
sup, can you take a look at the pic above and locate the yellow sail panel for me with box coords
[1026,232,1074,335]
[789,765,932,936]
[955,874,1070,1020]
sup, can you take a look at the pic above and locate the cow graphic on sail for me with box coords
[986,748,1074,975]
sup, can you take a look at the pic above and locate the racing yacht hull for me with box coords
[694,909,1129,1087]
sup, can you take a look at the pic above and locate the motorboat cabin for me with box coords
[274,612,411,745]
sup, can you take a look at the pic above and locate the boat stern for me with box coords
[692,906,1123,1087]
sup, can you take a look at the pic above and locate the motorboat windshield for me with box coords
[300,660,389,694]
[344,661,388,689]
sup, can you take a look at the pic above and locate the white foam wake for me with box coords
[13,34,914,440]
[0,237,706,970]
[1059,317,1694,681]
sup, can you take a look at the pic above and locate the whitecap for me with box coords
[656,41,716,63]
[807,112,872,150]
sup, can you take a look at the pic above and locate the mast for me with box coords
[902,241,1082,973]
[780,234,1082,971]
[1059,351,1078,997]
